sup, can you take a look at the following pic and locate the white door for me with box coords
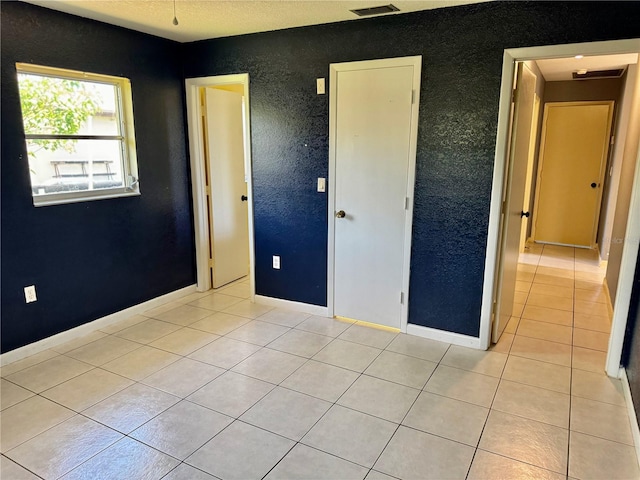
[332,59,419,329]
[204,87,249,288]
[520,93,541,252]
[493,63,537,342]
[532,102,614,247]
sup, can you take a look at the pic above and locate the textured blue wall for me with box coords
[2,1,640,352]
[183,1,640,336]
[1,2,195,353]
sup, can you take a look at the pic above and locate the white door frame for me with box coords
[481,39,640,379]
[327,56,422,332]
[185,74,255,299]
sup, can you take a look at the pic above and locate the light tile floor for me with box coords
[1,251,639,479]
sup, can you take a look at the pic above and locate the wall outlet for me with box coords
[24,285,37,303]
[273,255,281,269]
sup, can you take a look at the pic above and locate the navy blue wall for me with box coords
[183,1,640,336]
[2,0,640,352]
[1,2,195,353]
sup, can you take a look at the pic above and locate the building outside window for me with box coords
[16,63,139,206]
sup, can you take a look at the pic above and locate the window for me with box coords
[16,63,139,206]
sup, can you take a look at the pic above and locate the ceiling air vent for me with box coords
[572,68,625,80]
[350,4,400,17]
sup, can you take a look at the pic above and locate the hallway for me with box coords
[511,243,613,367]
[495,242,637,478]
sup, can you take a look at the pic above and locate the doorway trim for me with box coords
[185,74,255,299]
[481,39,640,379]
[327,56,421,332]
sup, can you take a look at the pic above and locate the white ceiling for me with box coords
[536,53,638,81]
[24,0,486,43]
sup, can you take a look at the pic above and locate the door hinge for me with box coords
[208,258,214,268]
[501,200,507,214]
[400,292,404,304]
[610,135,615,145]
[404,197,409,210]
[205,185,211,196]
[511,88,518,104]
[492,301,497,314]
[411,90,416,104]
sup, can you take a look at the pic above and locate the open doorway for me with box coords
[482,39,640,379]
[185,74,255,297]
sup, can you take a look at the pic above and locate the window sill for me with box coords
[33,188,141,207]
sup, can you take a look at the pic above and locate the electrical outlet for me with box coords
[24,285,37,303]
[273,255,281,269]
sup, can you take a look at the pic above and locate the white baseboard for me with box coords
[620,368,640,467]
[604,281,614,319]
[254,295,484,349]
[254,295,328,317]
[406,323,482,349]
[0,284,197,367]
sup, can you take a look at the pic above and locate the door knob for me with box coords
[521,211,530,218]
[241,195,248,201]
[590,183,597,189]
[336,210,346,218]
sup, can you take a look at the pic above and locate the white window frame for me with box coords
[16,63,140,206]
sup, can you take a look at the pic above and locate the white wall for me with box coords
[607,64,640,301]
[601,65,638,260]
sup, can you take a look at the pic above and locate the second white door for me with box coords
[492,63,538,342]
[204,87,250,288]
[533,101,614,247]
[332,58,420,329]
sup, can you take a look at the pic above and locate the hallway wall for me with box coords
[607,67,640,302]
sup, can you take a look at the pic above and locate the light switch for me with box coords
[24,285,37,303]
[273,255,281,269]
[316,78,325,95]
[317,177,326,192]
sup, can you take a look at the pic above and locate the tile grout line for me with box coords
[516,244,574,476]
[186,323,398,476]
[517,245,633,473]
[366,343,453,477]
[0,453,45,479]
[566,244,576,479]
